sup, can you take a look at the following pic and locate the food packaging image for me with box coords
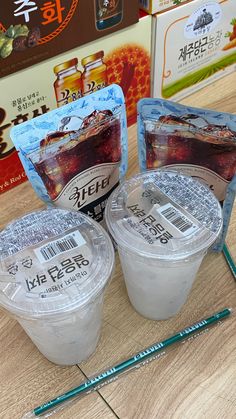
[139,0,192,14]
[0,13,151,195]
[0,0,139,78]
[137,98,236,251]
[11,84,128,224]
[152,0,236,101]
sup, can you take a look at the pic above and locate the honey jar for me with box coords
[81,51,108,96]
[95,0,123,31]
[54,58,82,107]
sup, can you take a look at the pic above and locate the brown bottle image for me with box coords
[95,0,123,31]
[54,58,82,107]
[81,51,108,96]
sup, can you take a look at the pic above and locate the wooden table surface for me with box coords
[0,73,236,419]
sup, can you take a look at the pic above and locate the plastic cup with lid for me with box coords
[0,208,114,365]
[105,170,223,320]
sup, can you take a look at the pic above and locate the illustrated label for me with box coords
[54,162,120,222]
[184,2,222,39]
[56,86,82,107]
[96,0,122,20]
[82,79,107,96]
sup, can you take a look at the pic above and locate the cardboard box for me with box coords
[139,0,191,14]
[0,14,151,194]
[152,0,236,100]
[0,0,139,78]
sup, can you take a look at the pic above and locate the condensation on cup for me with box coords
[0,208,114,365]
[105,170,223,320]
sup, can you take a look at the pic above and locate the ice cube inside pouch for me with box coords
[137,98,236,251]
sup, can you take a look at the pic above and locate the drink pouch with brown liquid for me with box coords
[137,98,236,251]
[10,85,128,225]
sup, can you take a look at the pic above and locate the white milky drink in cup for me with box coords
[105,170,223,320]
[0,208,114,365]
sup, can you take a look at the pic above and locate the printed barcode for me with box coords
[40,236,79,261]
[160,207,193,233]
[140,0,149,8]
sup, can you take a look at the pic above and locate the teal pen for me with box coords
[223,244,236,279]
[25,308,231,418]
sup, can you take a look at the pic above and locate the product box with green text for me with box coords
[152,0,236,100]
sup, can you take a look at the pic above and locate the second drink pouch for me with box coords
[11,84,128,224]
[137,98,236,251]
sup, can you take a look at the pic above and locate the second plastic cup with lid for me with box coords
[105,170,223,320]
[0,208,114,365]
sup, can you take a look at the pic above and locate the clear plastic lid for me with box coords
[0,208,114,317]
[105,170,223,260]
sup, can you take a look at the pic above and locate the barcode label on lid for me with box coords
[161,206,192,232]
[34,231,86,263]
[157,203,198,236]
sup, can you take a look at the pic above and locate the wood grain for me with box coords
[0,72,236,418]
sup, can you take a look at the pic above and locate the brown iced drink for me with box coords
[33,110,121,200]
[145,114,236,181]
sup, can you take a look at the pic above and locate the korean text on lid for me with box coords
[0,208,114,365]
